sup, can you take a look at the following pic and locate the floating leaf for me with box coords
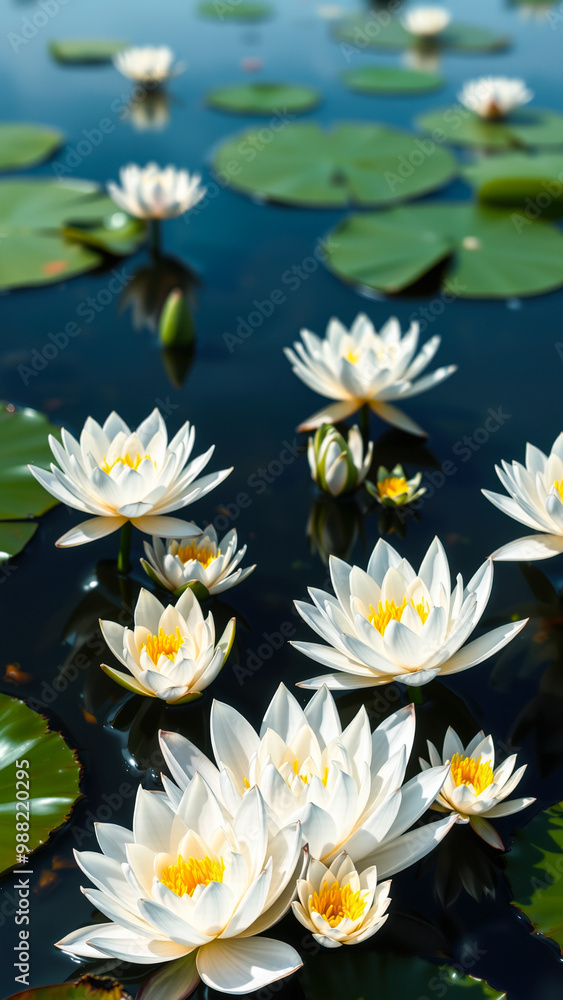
[0,694,81,875]
[418,107,563,149]
[0,523,38,562]
[334,15,509,51]
[198,1,272,20]
[48,39,128,64]
[0,124,63,172]
[342,65,443,95]
[464,152,563,216]
[213,122,456,206]
[0,180,145,291]
[507,801,563,950]
[207,82,320,114]
[325,202,563,298]
[6,976,132,1000]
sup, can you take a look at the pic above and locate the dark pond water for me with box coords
[2,0,563,996]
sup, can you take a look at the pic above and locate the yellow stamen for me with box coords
[345,348,361,364]
[554,480,563,503]
[160,854,225,897]
[310,879,367,927]
[293,760,329,786]
[368,597,428,635]
[142,626,183,665]
[177,541,219,568]
[450,753,494,795]
[100,452,151,474]
[377,476,408,500]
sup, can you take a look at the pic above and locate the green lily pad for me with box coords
[213,122,456,207]
[0,694,81,875]
[0,180,145,291]
[0,124,63,172]
[0,523,38,562]
[464,152,563,216]
[506,801,563,949]
[342,65,443,95]
[334,15,509,51]
[325,202,563,298]
[418,107,563,149]
[48,39,128,64]
[300,951,505,1000]
[6,977,132,1000]
[207,82,320,115]
[198,1,272,20]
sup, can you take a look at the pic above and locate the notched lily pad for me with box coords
[0,694,81,875]
[325,202,563,298]
[6,976,132,1000]
[418,106,563,149]
[0,124,63,172]
[342,65,443,95]
[198,1,272,20]
[48,39,128,64]
[207,82,320,115]
[464,152,563,216]
[507,801,563,950]
[212,122,456,206]
[334,15,509,51]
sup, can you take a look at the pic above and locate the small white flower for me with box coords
[293,537,528,690]
[142,526,255,598]
[402,6,451,37]
[113,46,185,84]
[458,77,533,120]
[483,433,563,561]
[368,464,425,507]
[420,727,535,849]
[108,163,206,220]
[28,408,231,548]
[308,424,373,497]
[284,313,456,437]
[100,587,235,703]
[292,852,391,948]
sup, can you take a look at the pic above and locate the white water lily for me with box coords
[142,527,255,598]
[28,409,230,548]
[293,537,528,690]
[284,313,456,437]
[458,77,533,120]
[402,6,451,36]
[56,777,304,996]
[114,46,185,84]
[100,588,235,704]
[292,852,390,948]
[420,728,535,849]
[483,434,563,561]
[160,684,455,876]
[108,163,206,220]
[308,424,373,497]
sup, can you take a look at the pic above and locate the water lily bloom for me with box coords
[292,852,390,948]
[108,163,206,220]
[402,6,451,36]
[160,684,455,876]
[482,434,563,561]
[308,425,373,498]
[284,313,456,437]
[100,588,235,704]
[56,777,304,996]
[28,409,230,548]
[114,46,185,84]
[458,77,533,120]
[293,537,528,690]
[141,527,255,598]
[367,464,425,507]
[420,728,536,849]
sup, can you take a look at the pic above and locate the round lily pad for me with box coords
[325,202,563,298]
[207,82,320,115]
[464,152,563,216]
[418,106,563,149]
[198,1,272,20]
[0,694,81,875]
[48,39,128,64]
[341,65,443,95]
[334,15,509,51]
[0,124,63,172]
[212,122,457,206]
[0,179,145,291]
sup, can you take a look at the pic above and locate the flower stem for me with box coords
[117,521,132,574]
[359,403,370,444]
[408,686,423,705]
[149,218,161,257]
